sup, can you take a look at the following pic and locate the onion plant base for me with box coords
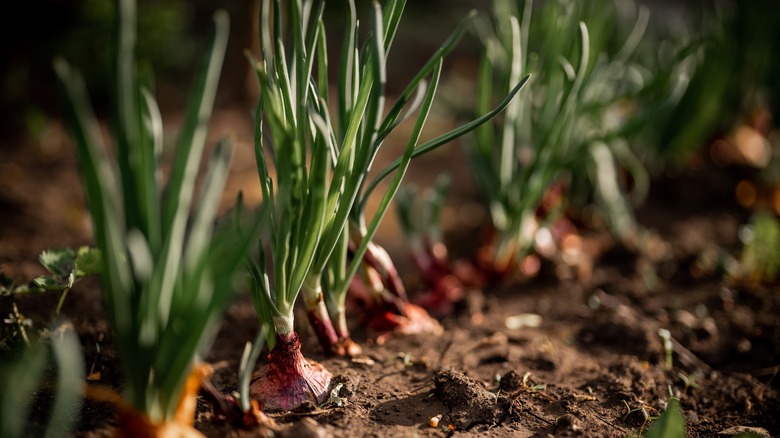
[221,397,275,431]
[200,380,276,431]
[249,332,332,411]
[115,410,205,438]
[412,273,465,318]
[370,302,444,344]
[348,273,444,340]
[336,336,364,357]
[85,364,213,438]
[409,245,467,317]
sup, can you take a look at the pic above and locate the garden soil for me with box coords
[1,107,778,437]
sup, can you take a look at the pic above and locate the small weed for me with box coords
[1,246,101,349]
[677,373,701,394]
[622,399,657,434]
[733,212,780,284]
[397,352,415,367]
[658,328,673,370]
[324,383,345,408]
[2,303,33,347]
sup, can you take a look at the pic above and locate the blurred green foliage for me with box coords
[62,0,197,87]
[655,0,780,165]
[735,212,780,284]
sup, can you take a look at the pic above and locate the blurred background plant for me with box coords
[673,0,780,286]
[397,0,777,294]
[395,176,469,316]
[0,321,84,438]
[655,0,780,168]
[447,0,696,284]
[729,212,780,285]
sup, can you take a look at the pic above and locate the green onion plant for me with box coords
[466,0,693,280]
[334,2,528,341]
[54,0,260,432]
[245,0,528,411]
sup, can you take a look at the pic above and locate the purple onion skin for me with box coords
[249,331,332,411]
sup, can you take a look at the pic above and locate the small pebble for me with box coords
[700,317,719,337]
[555,413,581,433]
[718,426,770,438]
[281,418,326,438]
[505,313,542,329]
[674,309,697,329]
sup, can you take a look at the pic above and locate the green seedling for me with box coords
[1,247,100,295]
[677,372,700,395]
[34,247,101,320]
[658,328,673,370]
[398,352,414,367]
[1,247,100,349]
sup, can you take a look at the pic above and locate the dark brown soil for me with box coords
[1,109,779,437]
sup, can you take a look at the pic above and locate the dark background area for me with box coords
[0,0,485,146]
[2,0,779,156]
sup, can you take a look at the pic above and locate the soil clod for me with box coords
[554,413,582,435]
[433,370,504,429]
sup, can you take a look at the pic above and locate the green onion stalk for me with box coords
[320,1,529,344]
[55,0,261,434]
[246,0,336,410]
[245,0,529,409]
[466,0,590,281]
[548,0,695,254]
[466,0,692,283]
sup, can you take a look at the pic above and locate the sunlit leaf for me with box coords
[74,247,102,277]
